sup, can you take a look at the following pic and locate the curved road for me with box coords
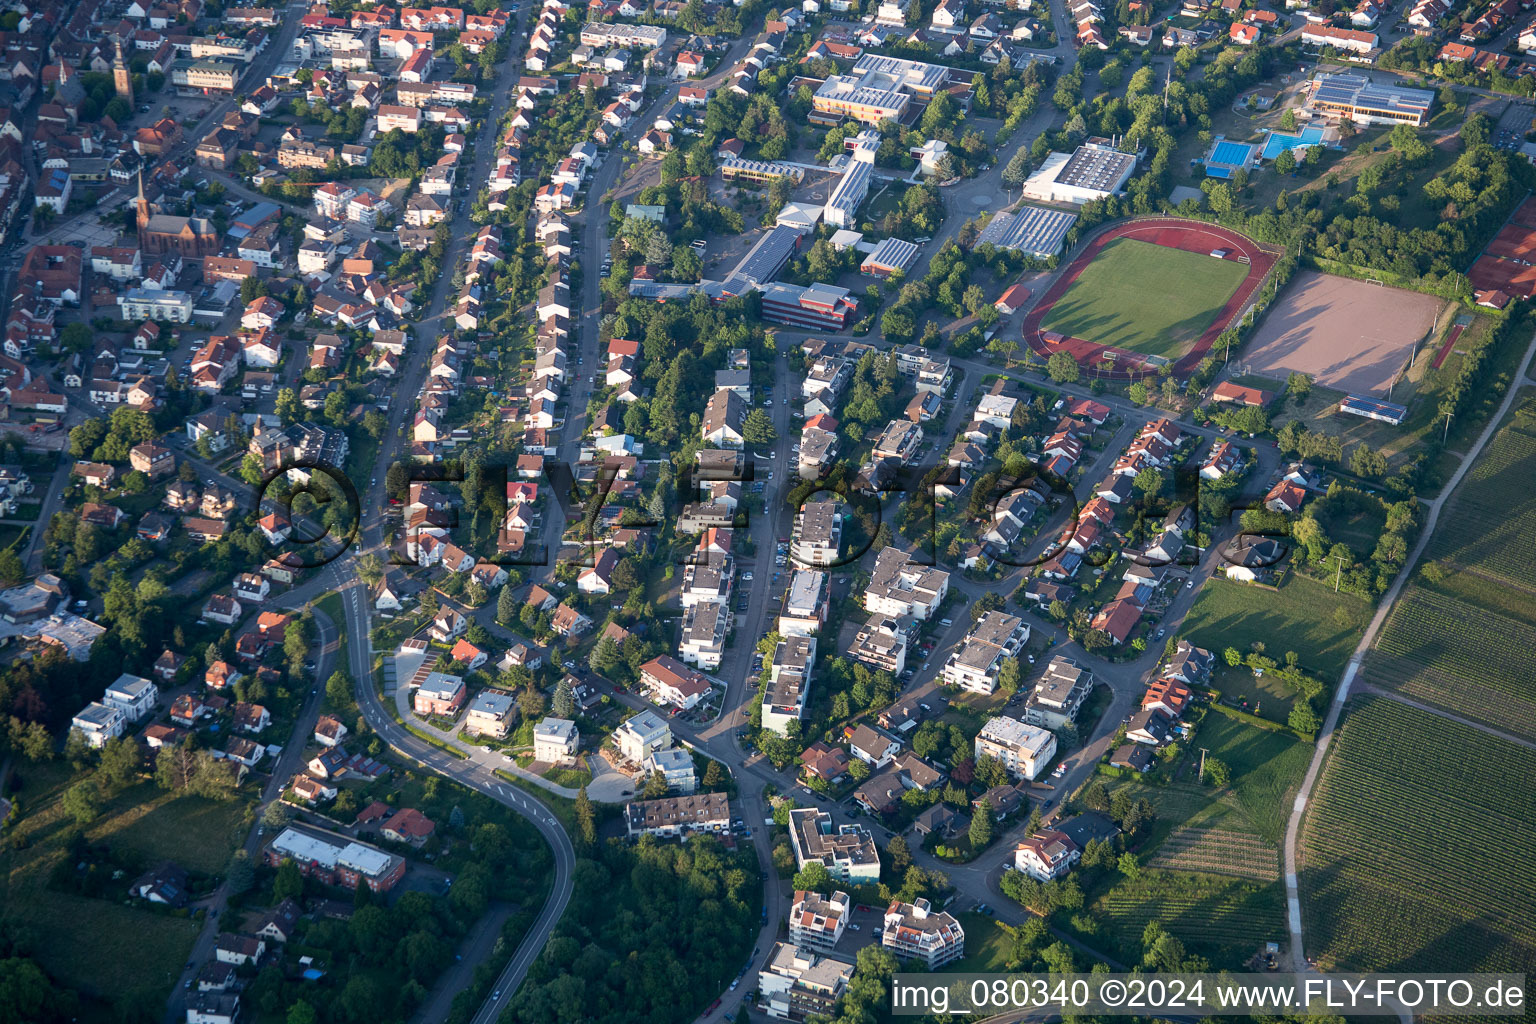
[315,577,576,1024]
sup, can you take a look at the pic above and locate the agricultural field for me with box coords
[1147,825,1279,882]
[1039,238,1249,359]
[1363,398,1536,741]
[1179,576,1371,681]
[1077,869,1287,968]
[1364,588,1536,741]
[1299,697,1536,978]
[1420,399,1536,592]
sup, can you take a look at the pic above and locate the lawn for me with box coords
[1299,696,1536,977]
[1040,238,1249,359]
[949,912,1017,972]
[1178,576,1371,681]
[0,767,252,1017]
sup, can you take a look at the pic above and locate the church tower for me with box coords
[135,169,151,242]
[113,40,134,107]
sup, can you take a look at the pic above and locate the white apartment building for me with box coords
[788,808,881,883]
[71,701,127,748]
[788,889,850,951]
[759,942,856,1022]
[762,635,817,737]
[791,501,843,568]
[102,672,159,722]
[778,569,828,637]
[533,717,579,762]
[864,547,949,620]
[614,710,672,764]
[974,715,1057,780]
[1023,656,1092,730]
[881,898,965,968]
[940,610,1030,694]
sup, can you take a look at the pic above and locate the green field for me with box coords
[1179,576,1371,682]
[1299,697,1536,977]
[1078,869,1287,968]
[0,767,251,1014]
[1040,238,1249,358]
[1364,399,1536,741]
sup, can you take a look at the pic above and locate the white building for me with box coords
[533,717,579,762]
[974,715,1057,780]
[1014,829,1080,881]
[614,709,672,764]
[788,807,881,882]
[758,942,856,1021]
[644,747,698,793]
[102,672,159,722]
[940,610,1029,694]
[1020,141,1137,206]
[788,889,850,951]
[71,701,127,748]
[881,898,965,968]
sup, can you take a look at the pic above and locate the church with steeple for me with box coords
[136,171,220,258]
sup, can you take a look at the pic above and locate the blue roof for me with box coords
[1339,395,1408,423]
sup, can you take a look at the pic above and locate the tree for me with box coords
[62,779,100,825]
[575,786,597,846]
[1002,148,1031,195]
[1047,351,1080,383]
[642,770,669,798]
[1207,182,1233,216]
[287,1001,318,1024]
[589,634,621,676]
[552,676,575,718]
[284,617,312,676]
[702,759,724,790]
[848,757,871,782]
[274,387,299,425]
[518,685,546,720]
[1205,757,1231,787]
[969,799,994,848]
[1118,851,1140,879]
[1224,646,1242,667]
[1279,107,1298,132]
[793,861,833,892]
[273,858,305,901]
[1273,148,1297,175]
[97,736,140,794]
[996,657,1021,695]
[1132,468,1164,496]
[496,584,517,625]
[742,408,777,448]
[226,849,255,896]
[1287,371,1312,404]
[325,670,353,711]
[1289,698,1320,734]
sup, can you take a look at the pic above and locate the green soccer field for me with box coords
[1040,238,1250,359]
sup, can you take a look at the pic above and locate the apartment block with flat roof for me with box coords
[1023,656,1092,730]
[789,807,881,882]
[974,715,1057,780]
[881,898,965,968]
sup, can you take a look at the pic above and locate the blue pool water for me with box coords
[1261,126,1326,160]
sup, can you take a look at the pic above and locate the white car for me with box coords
[743,572,754,581]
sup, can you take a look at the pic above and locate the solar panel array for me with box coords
[975,206,1078,257]
[1311,73,1432,119]
[1057,142,1137,192]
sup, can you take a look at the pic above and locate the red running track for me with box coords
[1431,322,1465,371]
[1021,218,1278,381]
